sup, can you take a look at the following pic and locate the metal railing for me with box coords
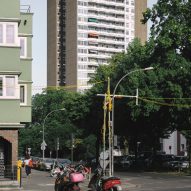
[0,165,17,180]
[20,5,31,13]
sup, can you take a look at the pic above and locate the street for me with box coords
[19,169,191,191]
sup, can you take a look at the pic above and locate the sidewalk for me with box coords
[0,170,136,191]
[0,180,19,190]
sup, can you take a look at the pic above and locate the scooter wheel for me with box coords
[55,182,64,191]
[71,185,81,191]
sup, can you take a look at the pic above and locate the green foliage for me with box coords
[89,38,191,151]
[142,0,191,60]
[19,89,92,158]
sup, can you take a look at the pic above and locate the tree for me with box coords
[89,38,191,152]
[19,89,96,159]
[142,0,191,61]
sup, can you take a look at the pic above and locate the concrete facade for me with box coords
[161,131,187,156]
[47,0,147,92]
[0,0,33,178]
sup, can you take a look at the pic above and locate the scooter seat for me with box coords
[101,176,120,183]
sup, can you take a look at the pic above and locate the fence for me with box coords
[0,165,21,190]
[0,165,17,180]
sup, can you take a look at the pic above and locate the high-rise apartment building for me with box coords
[47,0,147,92]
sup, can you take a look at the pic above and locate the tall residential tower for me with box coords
[47,0,147,92]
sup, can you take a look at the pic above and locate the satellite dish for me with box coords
[99,151,109,160]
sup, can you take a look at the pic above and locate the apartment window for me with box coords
[78,57,88,62]
[78,48,88,54]
[0,75,18,98]
[131,0,134,5]
[6,25,15,43]
[78,72,87,78]
[6,76,15,96]
[20,37,27,57]
[20,85,26,104]
[0,22,18,45]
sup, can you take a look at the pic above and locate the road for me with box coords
[20,169,191,191]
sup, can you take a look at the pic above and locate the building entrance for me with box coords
[0,142,5,178]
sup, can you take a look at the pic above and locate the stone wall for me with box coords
[0,130,18,165]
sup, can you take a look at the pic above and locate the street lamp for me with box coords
[42,108,65,160]
[111,67,154,175]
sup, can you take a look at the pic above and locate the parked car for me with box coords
[57,158,71,166]
[119,155,135,169]
[39,158,54,171]
[167,156,189,170]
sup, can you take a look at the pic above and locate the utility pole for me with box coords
[71,134,74,163]
[97,91,138,176]
[56,137,59,159]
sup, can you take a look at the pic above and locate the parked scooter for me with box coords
[50,160,61,177]
[54,164,85,191]
[88,167,122,191]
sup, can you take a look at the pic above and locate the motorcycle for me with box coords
[54,164,85,191]
[88,167,122,191]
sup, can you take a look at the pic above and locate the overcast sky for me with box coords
[20,0,158,94]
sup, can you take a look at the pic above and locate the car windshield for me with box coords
[44,159,54,163]
[57,159,71,165]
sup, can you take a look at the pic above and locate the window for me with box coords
[6,25,15,43]
[20,37,27,57]
[0,75,18,98]
[6,77,15,96]
[20,85,26,104]
[0,22,18,45]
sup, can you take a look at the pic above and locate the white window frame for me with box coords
[0,75,19,99]
[20,37,27,58]
[0,22,19,46]
[20,84,27,105]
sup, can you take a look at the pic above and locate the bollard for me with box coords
[17,160,22,187]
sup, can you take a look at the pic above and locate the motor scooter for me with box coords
[88,167,122,191]
[50,160,61,177]
[54,164,85,191]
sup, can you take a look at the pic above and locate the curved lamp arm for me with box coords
[111,67,154,176]
[42,108,65,160]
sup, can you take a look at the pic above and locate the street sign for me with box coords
[28,148,31,155]
[41,145,46,150]
[41,141,47,150]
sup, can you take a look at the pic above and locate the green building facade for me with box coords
[0,0,33,178]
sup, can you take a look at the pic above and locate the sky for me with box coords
[20,0,157,94]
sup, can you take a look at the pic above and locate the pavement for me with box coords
[0,170,136,191]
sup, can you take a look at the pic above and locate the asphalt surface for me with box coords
[14,169,191,191]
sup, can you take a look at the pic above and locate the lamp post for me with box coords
[111,67,154,175]
[42,108,65,160]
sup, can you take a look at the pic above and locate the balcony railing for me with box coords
[20,5,31,13]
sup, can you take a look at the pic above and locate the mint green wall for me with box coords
[27,84,32,105]
[0,47,20,71]
[19,14,33,34]
[19,60,32,81]
[0,0,20,19]
[18,13,33,123]
[27,37,32,58]
[0,100,20,123]
[20,106,32,122]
